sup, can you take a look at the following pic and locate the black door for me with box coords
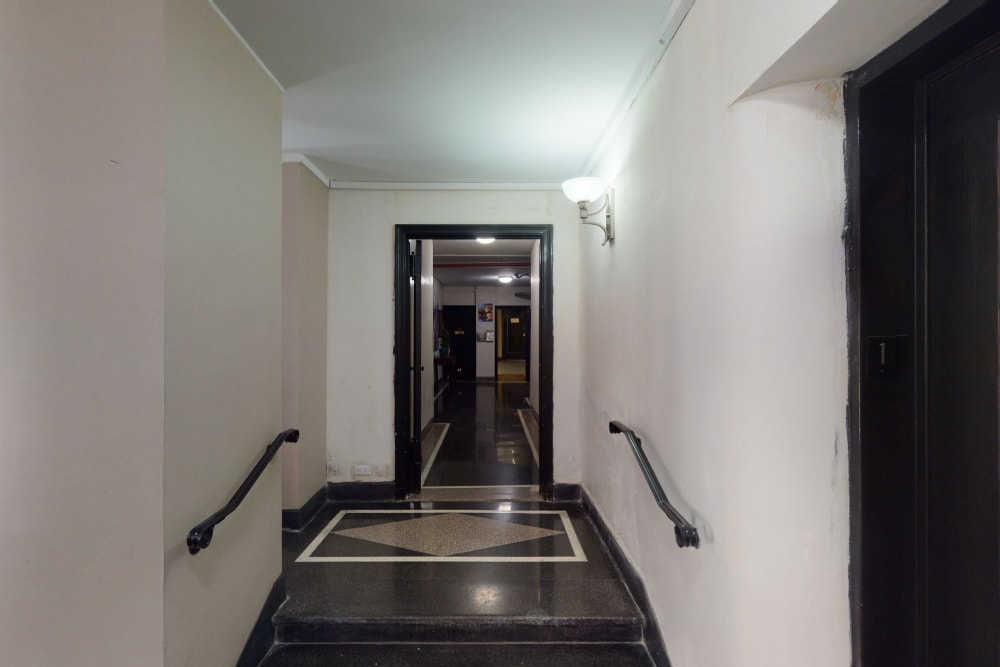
[853,19,1000,665]
[921,37,1000,665]
[502,307,528,359]
[443,306,475,382]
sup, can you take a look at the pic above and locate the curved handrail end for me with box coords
[187,526,214,555]
[675,524,700,549]
[186,429,300,556]
[610,420,700,550]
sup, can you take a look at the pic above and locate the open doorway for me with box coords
[496,305,530,382]
[393,225,554,501]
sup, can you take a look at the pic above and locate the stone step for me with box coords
[273,578,644,644]
[260,642,655,666]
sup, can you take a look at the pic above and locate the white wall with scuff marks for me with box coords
[327,190,582,484]
[579,0,947,661]
[580,0,853,664]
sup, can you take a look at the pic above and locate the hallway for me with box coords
[7,0,966,664]
[419,381,539,498]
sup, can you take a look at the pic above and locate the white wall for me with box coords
[327,190,582,484]
[163,1,283,666]
[0,3,166,664]
[282,162,330,508]
[580,0,854,664]
[738,0,947,98]
[474,286,498,378]
[530,241,541,410]
[421,241,435,429]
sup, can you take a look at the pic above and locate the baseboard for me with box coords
[235,575,285,667]
[581,487,671,667]
[282,484,327,531]
[326,481,395,502]
[552,483,581,501]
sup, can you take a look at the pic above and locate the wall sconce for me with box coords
[562,177,614,246]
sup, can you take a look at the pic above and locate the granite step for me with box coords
[260,642,655,666]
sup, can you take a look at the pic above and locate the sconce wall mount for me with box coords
[562,177,615,246]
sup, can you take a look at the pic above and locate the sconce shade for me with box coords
[561,177,607,204]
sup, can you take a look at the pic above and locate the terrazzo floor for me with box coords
[280,500,638,626]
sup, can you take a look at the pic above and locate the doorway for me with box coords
[496,306,529,382]
[393,224,554,500]
[848,2,1000,664]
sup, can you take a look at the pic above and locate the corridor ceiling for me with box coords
[432,240,534,287]
[213,0,691,184]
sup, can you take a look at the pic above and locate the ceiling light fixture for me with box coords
[497,276,513,284]
[476,237,496,244]
[561,177,615,246]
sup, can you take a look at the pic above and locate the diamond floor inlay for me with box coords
[296,510,588,563]
[335,513,563,556]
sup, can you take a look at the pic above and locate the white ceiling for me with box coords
[213,0,691,184]
[432,239,533,287]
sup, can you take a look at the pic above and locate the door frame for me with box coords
[846,1,1000,662]
[393,224,555,499]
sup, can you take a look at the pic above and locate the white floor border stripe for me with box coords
[420,423,451,487]
[296,509,587,563]
[516,409,539,467]
[420,484,535,490]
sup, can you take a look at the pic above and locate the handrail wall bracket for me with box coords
[187,428,300,555]
[609,421,700,549]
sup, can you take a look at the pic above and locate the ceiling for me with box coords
[213,0,691,184]
[432,239,533,288]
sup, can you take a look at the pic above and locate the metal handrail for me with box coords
[187,428,300,554]
[609,421,700,548]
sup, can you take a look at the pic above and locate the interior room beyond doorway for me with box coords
[393,225,554,501]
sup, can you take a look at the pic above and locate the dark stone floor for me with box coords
[424,382,537,487]
[265,500,653,664]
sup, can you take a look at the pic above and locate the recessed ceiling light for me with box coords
[476,237,495,244]
[497,276,513,284]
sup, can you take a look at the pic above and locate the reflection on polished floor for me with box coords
[420,381,538,499]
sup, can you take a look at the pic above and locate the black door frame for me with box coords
[393,224,555,500]
[846,1,1000,662]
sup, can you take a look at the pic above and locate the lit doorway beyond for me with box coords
[393,225,554,501]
